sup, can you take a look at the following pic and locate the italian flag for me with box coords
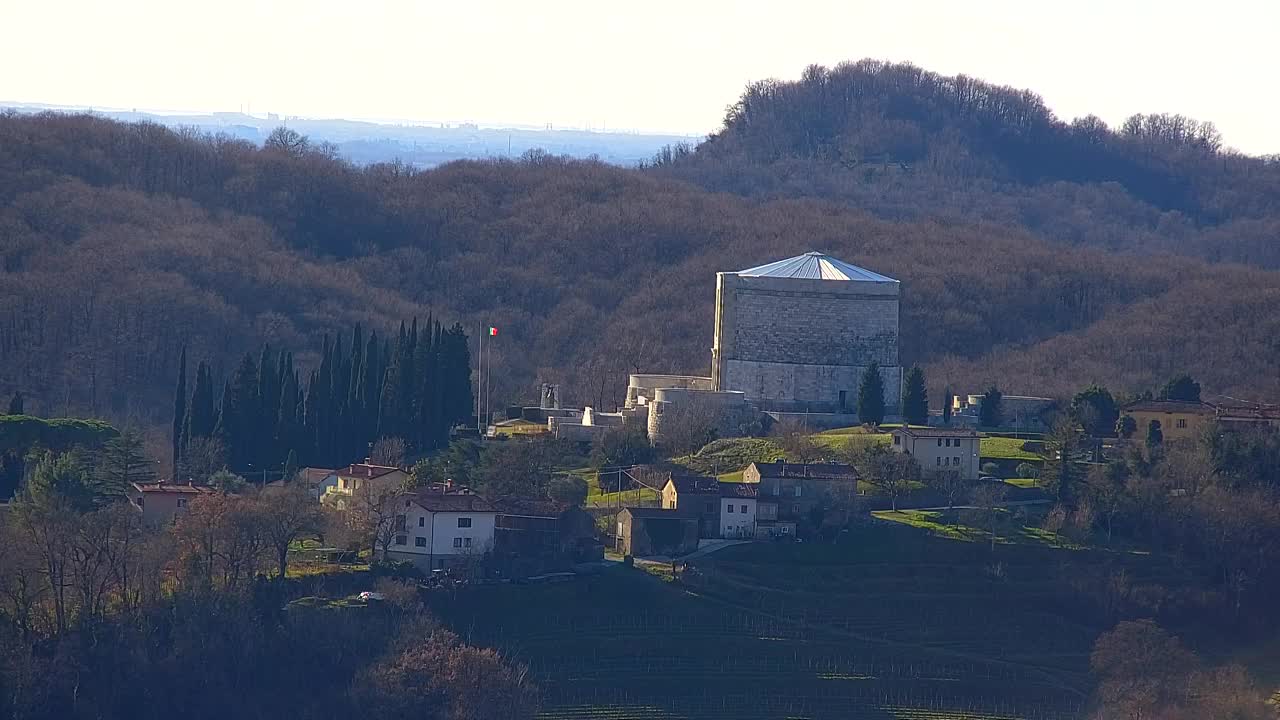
[488,327,498,336]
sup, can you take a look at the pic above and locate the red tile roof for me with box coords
[1123,400,1215,414]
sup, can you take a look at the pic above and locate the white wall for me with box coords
[720,497,756,538]
[392,502,496,563]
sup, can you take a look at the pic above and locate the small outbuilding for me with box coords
[616,507,700,558]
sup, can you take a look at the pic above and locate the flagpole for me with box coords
[485,328,492,436]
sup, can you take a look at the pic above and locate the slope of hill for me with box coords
[3,91,1280,433]
[654,60,1280,268]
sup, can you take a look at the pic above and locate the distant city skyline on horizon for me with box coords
[7,0,1278,155]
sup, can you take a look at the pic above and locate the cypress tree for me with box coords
[220,353,260,471]
[7,391,23,415]
[302,369,321,466]
[187,362,216,441]
[172,346,187,474]
[901,365,929,426]
[444,323,473,427]
[256,344,278,467]
[857,362,886,426]
[942,386,954,426]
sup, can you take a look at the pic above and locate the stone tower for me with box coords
[711,251,902,416]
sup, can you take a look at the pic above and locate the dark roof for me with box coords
[300,468,337,483]
[720,482,759,498]
[493,498,562,518]
[621,507,689,520]
[893,426,980,439]
[409,491,497,513]
[665,475,719,494]
[131,481,214,495]
[336,463,404,479]
[749,460,858,480]
[1124,400,1215,415]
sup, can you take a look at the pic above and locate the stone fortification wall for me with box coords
[712,272,901,412]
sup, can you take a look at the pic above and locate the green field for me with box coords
[426,516,1223,720]
[979,437,1043,462]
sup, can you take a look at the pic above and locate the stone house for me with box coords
[742,460,859,524]
[615,507,699,557]
[890,427,981,480]
[660,475,721,538]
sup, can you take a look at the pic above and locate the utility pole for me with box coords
[476,321,483,435]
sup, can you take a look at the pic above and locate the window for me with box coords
[794,486,802,498]
[617,520,624,536]
[415,537,427,548]
[937,457,942,466]
[740,504,747,514]
[893,435,901,446]
[394,535,407,546]
[464,537,472,548]
[136,496,145,509]
[1176,418,1188,429]
[727,504,734,513]
[453,537,463,548]
[937,438,943,447]
[395,514,406,531]
[177,498,187,508]
[457,517,472,528]
[954,456,960,466]
[418,516,425,527]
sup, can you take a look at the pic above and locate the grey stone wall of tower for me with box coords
[711,252,902,416]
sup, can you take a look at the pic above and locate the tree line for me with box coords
[175,318,472,478]
[0,453,537,720]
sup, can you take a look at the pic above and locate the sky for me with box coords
[4,0,1277,153]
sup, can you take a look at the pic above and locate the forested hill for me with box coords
[3,87,1280,439]
[654,60,1280,267]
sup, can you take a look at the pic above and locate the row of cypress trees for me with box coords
[173,318,472,474]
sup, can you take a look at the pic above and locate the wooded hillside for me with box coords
[656,60,1280,268]
[3,65,1280,435]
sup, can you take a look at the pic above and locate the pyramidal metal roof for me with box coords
[736,252,898,283]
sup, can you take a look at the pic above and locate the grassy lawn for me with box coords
[1004,477,1039,489]
[673,437,784,475]
[587,486,657,508]
[872,508,1080,549]
[716,470,744,482]
[980,436,1043,462]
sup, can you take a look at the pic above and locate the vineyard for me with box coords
[427,522,1202,719]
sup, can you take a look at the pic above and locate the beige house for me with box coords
[321,462,409,507]
[128,481,214,526]
[891,427,981,480]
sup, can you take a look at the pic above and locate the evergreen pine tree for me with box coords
[97,430,156,498]
[7,391,23,415]
[901,365,929,426]
[857,362,886,426]
[172,346,187,474]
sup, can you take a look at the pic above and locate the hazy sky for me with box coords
[5,0,1277,153]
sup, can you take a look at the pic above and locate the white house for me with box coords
[321,462,409,507]
[719,482,758,539]
[386,491,499,571]
[890,427,981,481]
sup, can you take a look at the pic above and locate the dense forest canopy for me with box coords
[2,59,1280,442]
[656,60,1280,267]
